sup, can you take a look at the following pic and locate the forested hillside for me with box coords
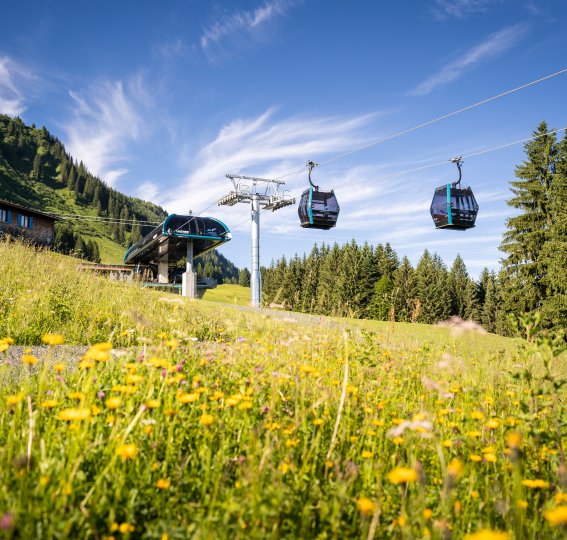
[0,114,167,262]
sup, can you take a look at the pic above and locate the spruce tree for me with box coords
[500,121,557,317]
[542,132,567,330]
[391,256,416,322]
[448,254,470,318]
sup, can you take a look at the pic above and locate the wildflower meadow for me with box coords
[1,241,567,539]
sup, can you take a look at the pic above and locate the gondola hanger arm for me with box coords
[307,160,319,190]
[450,156,463,187]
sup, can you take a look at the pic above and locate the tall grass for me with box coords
[1,240,566,538]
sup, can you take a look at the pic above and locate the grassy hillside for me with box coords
[2,241,567,538]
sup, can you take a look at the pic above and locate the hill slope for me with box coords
[0,114,167,263]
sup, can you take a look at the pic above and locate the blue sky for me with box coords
[1,0,566,277]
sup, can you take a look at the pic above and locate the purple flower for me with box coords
[262,406,270,414]
[0,513,14,531]
[97,391,106,400]
[46,390,54,396]
[161,369,167,378]
[237,337,246,342]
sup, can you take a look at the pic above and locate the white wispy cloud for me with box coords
[199,0,296,58]
[431,0,501,20]
[162,108,377,216]
[63,78,147,186]
[408,24,528,96]
[0,56,33,117]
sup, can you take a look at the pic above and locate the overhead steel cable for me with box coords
[282,125,567,200]
[274,68,567,181]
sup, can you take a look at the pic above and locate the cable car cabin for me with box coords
[430,184,479,230]
[124,214,231,266]
[298,187,340,230]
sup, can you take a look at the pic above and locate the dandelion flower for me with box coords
[356,497,375,515]
[22,354,38,365]
[470,411,485,420]
[156,478,171,489]
[522,479,549,489]
[105,397,122,410]
[53,363,65,372]
[178,393,199,404]
[545,506,567,526]
[58,408,91,421]
[42,333,64,345]
[118,523,135,533]
[6,394,24,405]
[68,392,85,401]
[387,467,418,484]
[423,508,433,520]
[145,399,160,409]
[115,444,138,461]
[361,450,374,459]
[41,399,58,409]
[199,413,214,426]
[484,418,501,429]
[447,458,464,479]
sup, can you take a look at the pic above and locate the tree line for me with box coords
[262,121,567,336]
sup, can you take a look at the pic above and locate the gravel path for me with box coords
[1,346,87,385]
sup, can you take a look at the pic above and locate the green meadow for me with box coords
[1,240,566,539]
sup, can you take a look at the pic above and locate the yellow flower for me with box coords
[40,476,50,486]
[392,436,404,446]
[545,506,567,526]
[469,454,482,462]
[53,363,65,372]
[92,341,112,352]
[79,360,95,369]
[361,450,374,459]
[210,391,225,401]
[279,462,290,474]
[423,508,433,520]
[442,440,453,448]
[126,374,144,384]
[178,393,199,404]
[484,418,501,429]
[22,354,38,365]
[387,467,418,484]
[238,401,253,410]
[466,430,482,438]
[106,397,122,410]
[7,393,24,405]
[68,392,85,401]
[464,530,510,540]
[522,479,549,489]
[42,333,64,345]
[58,408,91,421]
[41,399,58,408]
[199,413,214,426]
[517,500,528,509]
[91,404,101,415]
[115,444,138,461]
[0,343,9,353]
[470,410,485,420]
[84,348,110,362]
[156,478,171,489]
[555,493,567,503]
[118,523,135,533]
[507,432,522,448]
[356,497,375,515]
[145,399,160,409]
[286,438,299,448]
[447,458,464,479]
[484,453,497,463]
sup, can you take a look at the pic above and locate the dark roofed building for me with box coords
[0,199,60,246]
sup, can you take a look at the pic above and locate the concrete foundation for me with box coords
[181,241,197,298]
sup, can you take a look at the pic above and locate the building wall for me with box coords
[0,205,56,245]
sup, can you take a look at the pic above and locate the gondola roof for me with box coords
[124,214,231,266]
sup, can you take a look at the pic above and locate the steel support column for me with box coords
[251,194,261,308]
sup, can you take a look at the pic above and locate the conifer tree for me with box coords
[448,254,470,318]
[542,132,567,330]
[500,121,557,317]
[391,256,416,322]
